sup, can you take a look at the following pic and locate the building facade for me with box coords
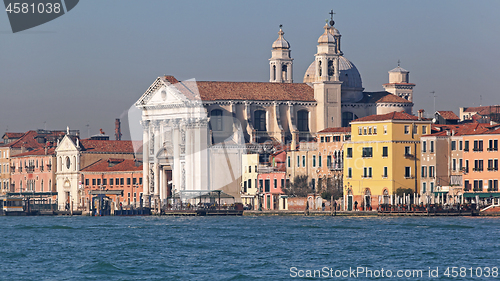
[343,111,431,211]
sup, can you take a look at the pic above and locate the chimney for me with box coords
[115,118,122,141]
[418,109,424,120]
[44,146,48,155]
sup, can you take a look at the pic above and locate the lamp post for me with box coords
[344,182,352,211]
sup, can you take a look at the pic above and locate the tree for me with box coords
[321,177,343,200]
[282,175,310,197]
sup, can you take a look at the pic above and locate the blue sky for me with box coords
[1,0,499,138]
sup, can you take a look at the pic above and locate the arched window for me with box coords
[281,64,287,81]
[273,65,276,81]
[210,109,223,131]
[318,60,322,76]
[328,60,334,76]
[254,110,266,131]
[297,110,309,131]
[342,112,358,127]
[66,157,70,170]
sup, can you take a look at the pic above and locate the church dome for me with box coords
[272,28,290,49]
[317,24,335,44]
[303,56,363,89]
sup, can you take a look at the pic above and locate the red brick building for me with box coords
[80,158,143,208]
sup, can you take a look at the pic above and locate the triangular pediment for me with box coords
[55,135,78,153]
[135,76,202,108]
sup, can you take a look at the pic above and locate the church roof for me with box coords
[353,111,420,122]
[272,28,290,49]
[195,80,315,102]
[355,91,412,104]
[11,147,56,157]
[389,66,409,73]
[303,56,363,89]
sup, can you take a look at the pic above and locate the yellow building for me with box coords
[343,111,431,211]
[241,154,259,209]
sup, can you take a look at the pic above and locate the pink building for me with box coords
[10,146,56,193]
[462,126,500,204]
[257,171,286,210]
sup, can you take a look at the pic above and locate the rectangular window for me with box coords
[259,179,263,192]
[248,179,252,190]
[384,125,388,134]
[430,182,434,193]
[249,166,252,173]
[347,167,352,178]
[422,182,426,193]
[120,178,124,185]
[404,146,411,156]
[373,126,377,135]
[489,139,493,151]
[405,167,411,178]
[281,179,284,189]
[362,147,373,158]
[264,179,270,193]
[452,159,456,171]
[451,141,456,151]
[422,141,427,153]
[243,181,247,193]
[488,159,493,170]
[109,178,113,185]
[363,167,367,178]
[368,127,372,135]
[382,146,388,157]
[459,141,463,150]
[85,179,89,185]
[430,141,434,153]
[302,155,306,167]
[139,178,142,185]
[311,178,316,190]
[297,156,300,167]
[383,167,388,178]
[404,125,410,134]
[459,159,463,170]
[92,179,96,185]
[346,148,353,158]
[422,126,427,135]
[103,179,107,186]
[358,127,362,135]
[464,180,470,191]
[321,136,325,143]
[312,155,316,167]
[133,178,137,184]
[465,160,469,173]
[464,140,469,151]
[495,180,499,191]
[479,140,483,151]
[274,179,277,189]
[421,166,426,177]
[327,155,332,167]
[318,155,322,167]
[429,166,435,178]
[489,180,493,191]
[325,136,331,142]
[128,192,131,198]
[287,156,290,168]
[97,179,101,186]
[127,178,131,185]
[363,127,367,135]
[368,167,372,178]
[495,140,499,151]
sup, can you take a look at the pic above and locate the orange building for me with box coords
[81,158,144,209]
[10,146,57,193]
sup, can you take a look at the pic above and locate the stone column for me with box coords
[142,120,150,208]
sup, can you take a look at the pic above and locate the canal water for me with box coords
[1,216,499,280]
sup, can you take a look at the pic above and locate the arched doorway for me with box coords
[364,188,372,210]
[347,189,353,211]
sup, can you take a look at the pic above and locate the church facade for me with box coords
[136,16,416,206]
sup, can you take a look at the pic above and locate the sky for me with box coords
[1,0,500,139]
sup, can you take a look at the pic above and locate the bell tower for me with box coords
[383,61,416,103]
[269,25,293,83]
[314,11,343,130]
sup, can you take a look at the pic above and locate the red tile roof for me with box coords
[317,127,351,133]
[3,132,24,139]
[352,111,420,122]
[436,110,459,120]
[355,91,412,104]
[424,123,490,137]
[81,159,143,172]
[2,131,44,149]
[80,139,135,153]
[11,147,56,157]
[463,105,500,116]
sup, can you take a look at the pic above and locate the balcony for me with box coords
[464,148,469,152]
[328,164,343,171]
[404,153,414,159]
[25,166,35,173]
